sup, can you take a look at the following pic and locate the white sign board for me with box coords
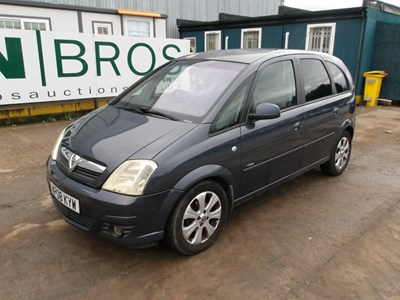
[0,30,190,105]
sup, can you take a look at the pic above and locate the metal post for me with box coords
[284,32,290,49]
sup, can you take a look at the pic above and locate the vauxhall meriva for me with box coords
[47,49,355,255]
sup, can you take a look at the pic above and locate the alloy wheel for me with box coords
[181,191,222,245]
[335,137,350,170]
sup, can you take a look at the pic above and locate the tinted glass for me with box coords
[252,60,297,110]
[114,60,246,123]
[326,62,348,93]
[212,76,253,132]
[300,59,332,101]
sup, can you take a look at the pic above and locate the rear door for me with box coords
[297,56,348,168]
[239,58,305,197]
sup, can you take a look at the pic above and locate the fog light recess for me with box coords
[113,225,123,237]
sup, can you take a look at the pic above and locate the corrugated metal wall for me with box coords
[27,0,280,38]
[372,22,400,101]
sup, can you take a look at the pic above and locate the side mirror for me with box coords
[248,103,281,121]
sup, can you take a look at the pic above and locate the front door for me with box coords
[239,59,305,197]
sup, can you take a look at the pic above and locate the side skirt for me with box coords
[233,157,329,207]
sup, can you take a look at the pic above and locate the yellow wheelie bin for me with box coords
[363,71,388,107]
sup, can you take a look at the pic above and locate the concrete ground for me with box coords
[0,106,399,299]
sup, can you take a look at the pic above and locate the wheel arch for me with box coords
[159,164,236,232]
[172,164,236,214]
[344,125,354,139]
[336,118,355,141]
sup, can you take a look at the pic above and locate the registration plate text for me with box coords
[50,182,80,214]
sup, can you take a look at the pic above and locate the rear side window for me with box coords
[300,59,332,102]
[252,60,297,110]
[326,62,348,93]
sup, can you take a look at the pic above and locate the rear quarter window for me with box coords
[326,62,349,93]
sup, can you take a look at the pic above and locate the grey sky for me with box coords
[284,0,400,10]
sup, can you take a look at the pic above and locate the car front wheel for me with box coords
[165,181,228,255]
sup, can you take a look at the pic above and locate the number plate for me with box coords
[50,182,80,214]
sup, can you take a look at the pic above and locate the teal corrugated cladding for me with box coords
[261,25,283,48]
[372,22,400,101]
[223,29,241,49]
[358,8,400,94]
[283,23,308,50]
[332,19,363,89]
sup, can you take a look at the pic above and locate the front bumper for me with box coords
[47,158,183,248]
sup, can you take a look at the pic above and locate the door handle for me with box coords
[293,122,302,133]
[333,107,339,117]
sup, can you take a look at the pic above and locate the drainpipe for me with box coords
[355,6,367,97]
[284,32,290,49]
[225,36,229,49]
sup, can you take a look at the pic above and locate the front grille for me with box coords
[55,199,94,230]
[74,165,101,182]
[57,148,103,187]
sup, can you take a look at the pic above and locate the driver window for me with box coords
[252,60,297,111]
[211,76,253,133]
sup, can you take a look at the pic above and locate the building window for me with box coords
[241,28,262,49]
[0,16,49,31]
[93,22,113,35]
[0,18,21,29]
[306,23,336,54]
[184,37,196,53]
[204,31,221,51]
[127,20,150,37]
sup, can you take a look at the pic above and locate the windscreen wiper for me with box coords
[117,106,145,114]
[117,105,179,121]
[139,107,179,121]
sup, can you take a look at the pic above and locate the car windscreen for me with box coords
[112,60,247,123]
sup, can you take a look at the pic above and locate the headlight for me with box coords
[102,160,158,196]
[51,128,66,160]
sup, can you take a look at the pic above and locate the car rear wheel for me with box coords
[321,131,352,176]
[165,181,228,255]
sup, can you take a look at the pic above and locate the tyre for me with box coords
[321,131,352,176]
[165,181,228,255]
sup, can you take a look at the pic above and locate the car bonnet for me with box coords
[61,105,197,174]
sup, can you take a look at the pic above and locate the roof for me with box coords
[182,49,276,64]
[177,7,365,31]
[179,49,330,64]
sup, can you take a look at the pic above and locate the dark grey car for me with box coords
[47,49,355,255]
